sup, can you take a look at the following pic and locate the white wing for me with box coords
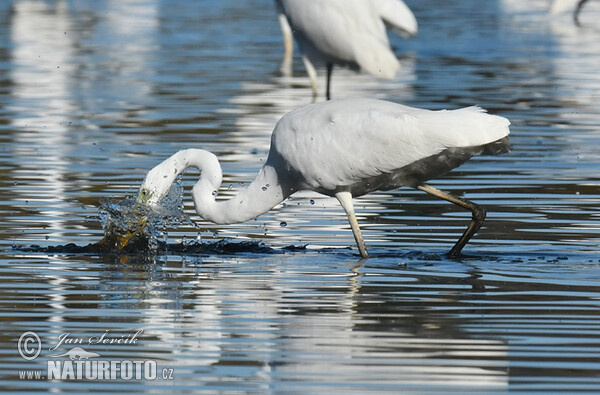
[270,98,510,191]
[372,0,418,37]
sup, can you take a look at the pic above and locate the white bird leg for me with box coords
[278,12,294,75]
[336,191,369,259]
[417,184,487,259]
[301,55,319,100]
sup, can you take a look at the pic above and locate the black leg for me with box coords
[417,184,487,259]
[574,0,589,26]
[326,63,333,100]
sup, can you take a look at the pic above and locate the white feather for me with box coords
[271,98,510,191]
[372,0,418,37]
[276,0,418,86]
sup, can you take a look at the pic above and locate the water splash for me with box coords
[96,178,194,252]
[15,178,309,256]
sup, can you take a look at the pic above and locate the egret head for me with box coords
[103,166,168,251]
[136,162,176,207]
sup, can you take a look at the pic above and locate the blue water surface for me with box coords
[1,0,600,392]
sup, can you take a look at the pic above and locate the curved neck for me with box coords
[143,149,288,225]
[188,155,287,225]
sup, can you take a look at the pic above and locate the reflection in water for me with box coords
[8,1,76,240]
[3,0,161,247]
[224,57,416,151]
[500,0,600,108]
[4,253,516,391]
[9,249,600,391]
[499,0,600,248]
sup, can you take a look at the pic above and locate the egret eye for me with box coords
[137,189,153,204]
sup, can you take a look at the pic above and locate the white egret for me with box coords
[549,0,590,25]
[274,0,418,99]
[135,98,510,258]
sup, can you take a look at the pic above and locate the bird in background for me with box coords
[133,98,510,259]
[275,0,418,100]
[549,0,590,25]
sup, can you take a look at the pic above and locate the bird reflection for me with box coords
[85,253,509,389]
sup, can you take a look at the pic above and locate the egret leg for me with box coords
[278,13,294,75]
[417,184,487,259]
[301,55,319,100]
[336,191,369,259]
[326,63,333,100]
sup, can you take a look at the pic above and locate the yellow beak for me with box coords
[116,216,148,250]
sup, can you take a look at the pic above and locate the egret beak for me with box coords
[116,216,147,250]
[114,189,151,250]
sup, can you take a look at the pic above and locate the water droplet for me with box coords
[280,221,287,227]
[310,199,315,205]
[212,190,218,196]
[262,186,267,191]
[282,202,287,208]
[213,232,219,238]
[227,184,233,191]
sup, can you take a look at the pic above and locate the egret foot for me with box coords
[417,184,487,259]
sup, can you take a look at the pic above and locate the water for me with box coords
[1,0,600,392]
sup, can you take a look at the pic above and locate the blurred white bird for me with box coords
[549,0,589,24]
[135,98,510,258]
[275,0,418,99]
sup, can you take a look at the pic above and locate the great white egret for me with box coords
[549,0,590,25]
[275,0,418,99]
[134,98,510,258]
